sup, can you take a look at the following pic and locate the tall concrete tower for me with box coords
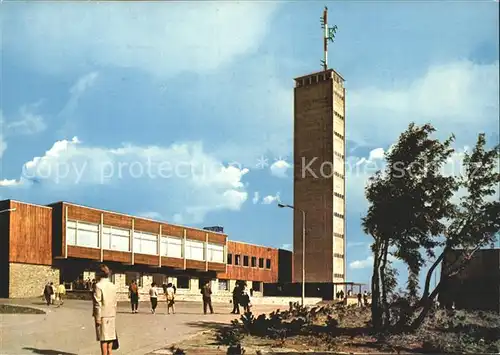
[292,7,346,286]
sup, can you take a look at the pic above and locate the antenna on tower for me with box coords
[320,6,338,71]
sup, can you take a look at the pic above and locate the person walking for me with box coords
[164,283,176,315]
[56,283,66,305]
[93,264,118,355]
[357,293,363,307]
[201,280,214,315]
[231,283,241,314]
[363,290,368,306]
[149,282,158,314]
[43,282,53,306]
[129,280,139,314]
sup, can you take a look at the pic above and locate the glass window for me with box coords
[243,255,249,267]
[258,258,264,268]
[266,259,271,269]
[185,240,204,261]
[133,231,157,255]
[235,255,241,266]
[218,279,229,291]
[160,236,182,258]
[69,221,99,248]
[207,243,224,263]
[125,272,139,286]
[103,226,130,252]
[177,276,190,289]
[251,256,257,267]
[252,281,261,292]
[227,253,233,265]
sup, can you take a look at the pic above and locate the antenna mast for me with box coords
[320,6,338,71]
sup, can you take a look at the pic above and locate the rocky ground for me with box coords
[163,305,500,354]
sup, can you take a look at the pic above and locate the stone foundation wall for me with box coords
[9,263,60,298]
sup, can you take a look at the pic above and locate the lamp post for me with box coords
[0,208,16,214]
[278,203,306,306]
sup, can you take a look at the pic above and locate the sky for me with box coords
[1,1,499,288]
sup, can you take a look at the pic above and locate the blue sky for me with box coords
[1,1,498,287]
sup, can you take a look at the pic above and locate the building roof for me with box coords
[294,68,345,82]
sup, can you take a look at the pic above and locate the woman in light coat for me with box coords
[93,264,118,355]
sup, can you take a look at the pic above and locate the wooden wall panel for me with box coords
[208,262,226,272]
[103,250,130,263]
[103,212,132,229]
[217,241,279,283]
[161,224,183,237]
[67,204,101,224]
[67,245,100,260]
[186,259,205,270]
[161,257,184,269]
[134,218,160,234]
[185,228,206,242]
[208,233,226,244]
[134,253,158,265]
[9,201,53,266]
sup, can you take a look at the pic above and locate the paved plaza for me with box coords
[0,299,279,355]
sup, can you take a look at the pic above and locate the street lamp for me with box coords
[278,203,306,306]
[0,208,16,214]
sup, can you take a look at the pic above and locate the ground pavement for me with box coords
[0,299,280,355]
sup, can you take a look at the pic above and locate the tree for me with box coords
[410,133,500,329]
[363,124,500,332]
[363,123,457,330]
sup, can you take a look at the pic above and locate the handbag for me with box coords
[112,333,119,350]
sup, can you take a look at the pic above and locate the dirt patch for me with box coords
[0,304,46,314]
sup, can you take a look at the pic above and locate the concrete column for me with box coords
[183,229,187,270]
[100,213,104,262]
[131,219,135,265]
[190,278,199,293]
[158,225,162,267]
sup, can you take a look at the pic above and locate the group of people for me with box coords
[128,280,177,315]
[231,281,252,314]
[42,282,67,306]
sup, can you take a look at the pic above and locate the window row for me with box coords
[334,111,344,121]
[334,273,345,279]
[227,254,271,269]
[334,131,344,140]
[66,220,224,262]
[333,212,344,219]
[334,151,344,160]
[333,253,344,259]
[333,233,344,239]
[334,192,344,199]
[334,172,344,179]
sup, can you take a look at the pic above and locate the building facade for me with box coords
[293,69,346,284]
[0,199,292,299]
[438,248,500,313]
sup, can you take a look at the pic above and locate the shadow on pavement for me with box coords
[23,347,78,355]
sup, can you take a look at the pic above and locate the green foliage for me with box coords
[362,123,500,331]
[216,325,244,346]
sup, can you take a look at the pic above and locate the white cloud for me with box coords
[368,148,384,161]
[270,159,291,178]
[5,137,249,224]
[0,179,21,187]
[350,256,374,270]
[262,193,280,205]
[347,241,369,248]
[252,192,260,204]
[6,105,46,135]
[349,61,499,147]
[4,3,279,78]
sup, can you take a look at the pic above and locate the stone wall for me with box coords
[9,263,60,298]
